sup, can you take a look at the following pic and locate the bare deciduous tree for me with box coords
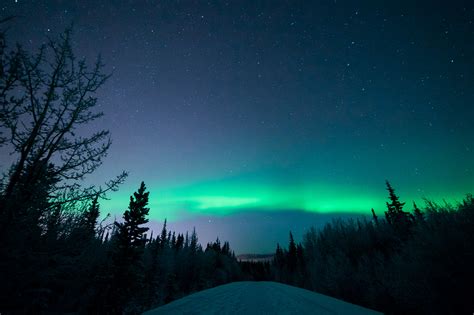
[0,24,126,227]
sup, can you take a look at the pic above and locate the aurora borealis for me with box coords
[3,1,474,253]
[103,174,466,222]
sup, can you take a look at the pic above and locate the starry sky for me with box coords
[2,1,473,253]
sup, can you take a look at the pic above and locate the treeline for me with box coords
[0,180,243,313]
[0,23,242,314]
[92,182,244,313]
[268,182,474,314]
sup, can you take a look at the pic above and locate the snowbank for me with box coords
[143,281,382,314]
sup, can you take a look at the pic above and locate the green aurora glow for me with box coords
[102,177,470,222]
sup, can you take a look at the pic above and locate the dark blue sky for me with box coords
[2,1,473,253]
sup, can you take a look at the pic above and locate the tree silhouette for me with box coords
[107,182,150,312]
[0,27,126,235]
[371,208,378,224]
[159,218,168,249]
[0,22,128,312]
[190,227,199,253]
[384,181,412,233]
[0,21,248,314]
[175,233,184,250]
[412,202,424,222]
[287,231,297,273]
[80,195,100,237]
[115,181,150,251]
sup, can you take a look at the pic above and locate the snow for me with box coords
[143,281,382,314]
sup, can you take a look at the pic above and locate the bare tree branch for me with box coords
[0,25,127,225]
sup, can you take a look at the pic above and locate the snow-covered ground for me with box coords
[143,281,382,314]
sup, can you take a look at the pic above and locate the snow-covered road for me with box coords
[143,281,382,314]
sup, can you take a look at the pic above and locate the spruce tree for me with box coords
[190,228,198,253]
[384,181,413,237]
[222,241,230,256]
[288,232,297,272]
[275,243,283,261]
[175,233,184,250]
[115,181,150,249]
[371,208,378,224]
[385,181,408,224]
[171,231,176,248]
[81,196,100,237]
[412,202,424,222]
[108,182,150,313]
[159,219,168,249]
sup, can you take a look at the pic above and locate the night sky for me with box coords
[3,1,473,253]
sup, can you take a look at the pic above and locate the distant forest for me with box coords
[1,23,473,314]
[244,183,474,314]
